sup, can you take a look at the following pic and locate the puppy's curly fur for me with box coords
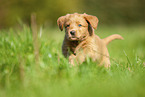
[57,13,123,68]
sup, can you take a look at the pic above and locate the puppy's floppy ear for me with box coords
[84,14,99,29]
[57,16,65,31]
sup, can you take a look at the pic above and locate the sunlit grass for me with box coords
[0,25,145,97]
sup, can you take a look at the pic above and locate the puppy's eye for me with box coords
[78,24,82,27]
[66,25,70,28]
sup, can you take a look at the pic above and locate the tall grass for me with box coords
[0,25,145,97]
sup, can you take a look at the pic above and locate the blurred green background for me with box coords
[0,0,145,29]
[0,1,145,97]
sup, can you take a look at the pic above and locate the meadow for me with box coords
[0,24,145,97]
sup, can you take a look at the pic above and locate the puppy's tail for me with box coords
[103,34,124,45]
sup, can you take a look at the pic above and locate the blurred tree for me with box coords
[0,0,145,29]
[82,0,145,25]
[0,0,82,28]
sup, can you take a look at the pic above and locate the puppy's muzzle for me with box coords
[68,30,79,40]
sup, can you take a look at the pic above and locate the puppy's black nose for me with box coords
[70,30,76,35]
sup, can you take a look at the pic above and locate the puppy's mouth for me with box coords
[67,36,87,41]
[68,36,80,41]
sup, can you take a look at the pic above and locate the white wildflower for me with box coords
[48,53,52,58]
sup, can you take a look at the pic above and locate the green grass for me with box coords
[0,25,145,97]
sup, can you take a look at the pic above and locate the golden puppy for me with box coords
[57,13,123,68]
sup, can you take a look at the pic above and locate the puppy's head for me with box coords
[57,13,98,41]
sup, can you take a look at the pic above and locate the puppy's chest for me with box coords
[76,41,99,54]
[76,41,101,62]
[68,41,79,52]
[68,40,99,57]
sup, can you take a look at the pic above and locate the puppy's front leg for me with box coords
[69,54,76,67]
[69,52,86,67]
